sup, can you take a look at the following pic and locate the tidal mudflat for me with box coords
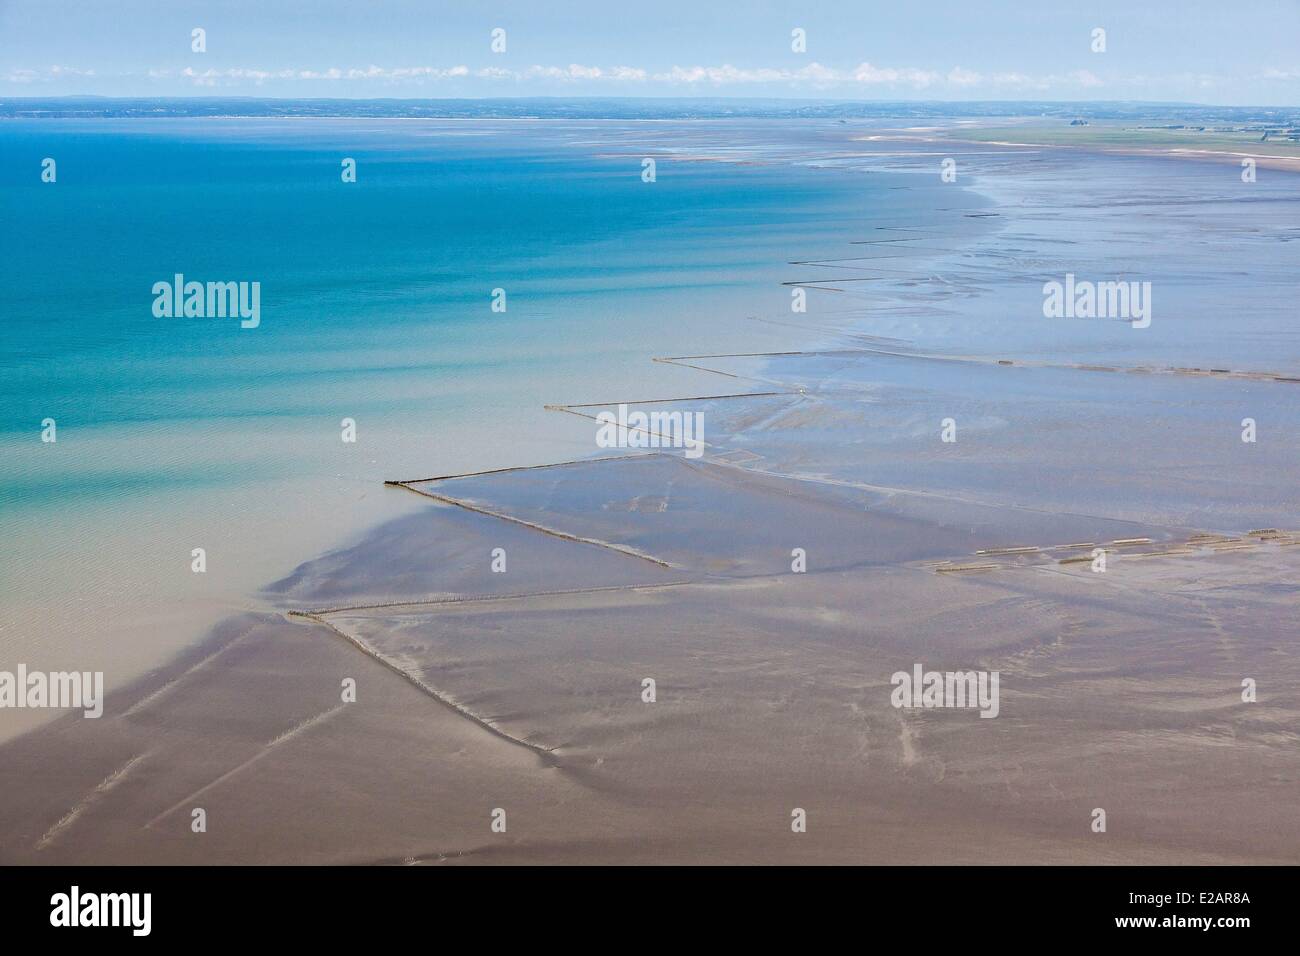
[2,121,1296,864]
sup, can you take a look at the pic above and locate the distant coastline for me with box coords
[3,96,1298,123]
[8,97,1297,171]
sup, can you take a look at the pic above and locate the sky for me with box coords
[2,0,1299,104]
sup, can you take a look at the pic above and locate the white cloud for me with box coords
[524,63,644,82]
[656,64,789,84]
[946,67,983,87]
[8,64,95,83]
[7,60,1283,96]
[851,62,940,88]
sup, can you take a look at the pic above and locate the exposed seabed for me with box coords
[3,147,1298,865]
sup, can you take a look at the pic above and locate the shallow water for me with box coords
[0,117,983,739]
[2,120,1297,863]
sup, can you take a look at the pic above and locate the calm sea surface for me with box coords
[0,117,969,737]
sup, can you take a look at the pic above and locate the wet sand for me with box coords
[2,123,1297,864]
[5,447,1295,864]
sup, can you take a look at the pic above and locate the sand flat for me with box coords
[2,122,1297,864]
[4,527,1294,863]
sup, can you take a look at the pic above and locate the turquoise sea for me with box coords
[0,117,970,735]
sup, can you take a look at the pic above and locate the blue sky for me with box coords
[3,0,1299,104]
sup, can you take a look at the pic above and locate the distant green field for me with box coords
[948,122,1300,158]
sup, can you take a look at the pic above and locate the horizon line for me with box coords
[4,94,1299,109]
